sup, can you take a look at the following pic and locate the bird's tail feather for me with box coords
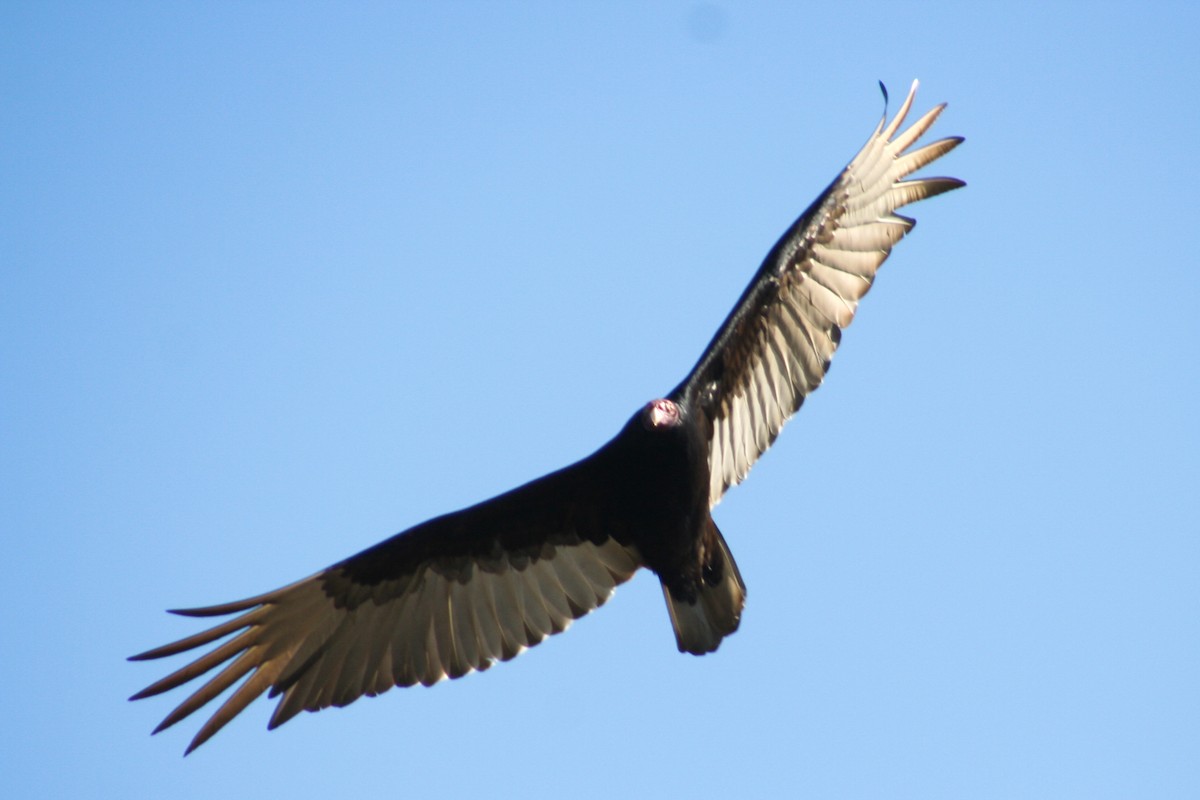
[662,521,746,655]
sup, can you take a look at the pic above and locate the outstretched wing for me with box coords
[130,460,640,754]
[669,80,964,506]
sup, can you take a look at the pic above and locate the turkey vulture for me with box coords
[131,80,963,754]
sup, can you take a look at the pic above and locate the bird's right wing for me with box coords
[669,80,964,506]
[130,460,640,754]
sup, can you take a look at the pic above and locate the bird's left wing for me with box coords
[669,80,964,506]
[130,459,639,754]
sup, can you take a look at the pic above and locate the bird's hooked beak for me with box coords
[644,398,681,430]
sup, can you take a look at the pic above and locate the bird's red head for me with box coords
[643,398,682,430]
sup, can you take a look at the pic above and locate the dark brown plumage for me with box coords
[131,80,963,753]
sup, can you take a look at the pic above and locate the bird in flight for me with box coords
[131,80,963,754]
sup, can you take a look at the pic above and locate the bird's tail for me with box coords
[662,520,746,655]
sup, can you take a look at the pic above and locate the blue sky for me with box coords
[3,2,1198,797]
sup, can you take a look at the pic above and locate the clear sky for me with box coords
[3,2,1198,798]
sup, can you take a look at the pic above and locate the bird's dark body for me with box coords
[331,402,716,607]
[131,81,963,754]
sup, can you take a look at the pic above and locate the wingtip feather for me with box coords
[882,79,920,140]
